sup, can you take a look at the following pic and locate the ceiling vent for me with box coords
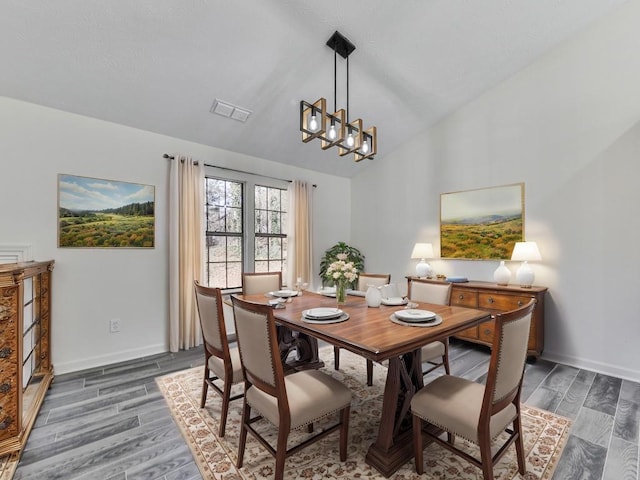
[210,99,252,122]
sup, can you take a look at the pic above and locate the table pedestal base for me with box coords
[277,326,324,371]
[365,350,425,477]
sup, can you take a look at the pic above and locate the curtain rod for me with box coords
[163,154,316,187]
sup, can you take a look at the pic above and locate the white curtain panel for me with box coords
[169,155,204,351]
[286,180,314,289]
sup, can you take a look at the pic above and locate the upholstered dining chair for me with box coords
[231,296,352,480]
[411,299,536,480]
[193,281,244,437]
[242,271,282,295]
[334,273,391,387]
[407,278,453,376]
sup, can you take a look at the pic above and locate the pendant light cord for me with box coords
[333,48,337,113]
[346,56,350,123]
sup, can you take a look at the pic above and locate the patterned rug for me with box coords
[156,348,571,480]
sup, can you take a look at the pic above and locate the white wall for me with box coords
[0,97,350,374]
[352,1,640,381]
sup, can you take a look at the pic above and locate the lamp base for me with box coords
[415,260,432,278]
[516,262,534,288]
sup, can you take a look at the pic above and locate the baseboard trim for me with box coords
[542,350,640,383]
[54,343,168,375]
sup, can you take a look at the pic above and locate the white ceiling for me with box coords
[1,0,628,177]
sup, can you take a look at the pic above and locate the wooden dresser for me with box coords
[0,260,54,456]
[407,277,547,358]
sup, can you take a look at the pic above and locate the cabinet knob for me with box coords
[0,416,13,430]
[458,294,464,300]
[518,301,523,307]
[487,297,494,304]
[0,348,12,359]
[484,328,491,336]
[0,383,10,394]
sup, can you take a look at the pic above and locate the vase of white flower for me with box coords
[336,279,347,305]
[325,253,358,306]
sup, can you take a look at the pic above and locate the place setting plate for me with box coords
[302,308,350,324]
[380,296,408,306]
[318,287,336,297]
[390,309,442,327]
[268,289,298,298]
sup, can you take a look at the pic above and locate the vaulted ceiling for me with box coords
[1,0,628,177]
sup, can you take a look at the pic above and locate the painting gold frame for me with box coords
[440,183,524,259]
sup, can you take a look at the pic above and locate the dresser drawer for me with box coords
[451,288,478,308]
[478,293,532,312]
[478,319,495,343]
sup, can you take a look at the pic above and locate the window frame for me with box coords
[204,166,289,292]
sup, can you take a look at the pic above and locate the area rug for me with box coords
[156,348,571,480]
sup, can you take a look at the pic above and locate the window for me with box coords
[204,178,243,289]
[204,175,288,290]
[254,185,288,277]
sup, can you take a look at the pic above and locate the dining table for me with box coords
[237,290,492,477]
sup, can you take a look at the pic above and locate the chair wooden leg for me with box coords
[237,401,250,468]
[514,416,526,475]
[412,415,424,474]
[339,406,350,461]
[200,367,209,408]
[366,359,374,386]
[478,431,495,480]
[333,346,340,370]
[275,427,289,480]
[219,379,232,437]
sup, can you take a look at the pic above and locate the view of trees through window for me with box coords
[204,177,287,289]
[205,178,243,289]
[254,185,287,278]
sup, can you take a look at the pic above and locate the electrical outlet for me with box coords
[109,318,121,333]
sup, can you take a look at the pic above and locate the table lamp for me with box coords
[411,243,434,278]
[510,241,541,288]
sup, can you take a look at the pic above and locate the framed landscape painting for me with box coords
[58,174,155,248]
[440,183,524,259]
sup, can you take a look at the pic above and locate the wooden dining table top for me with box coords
[237,291,491,363]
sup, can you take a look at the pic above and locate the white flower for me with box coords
[325,256,359,283]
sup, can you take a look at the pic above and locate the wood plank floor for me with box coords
[13,341,639,480]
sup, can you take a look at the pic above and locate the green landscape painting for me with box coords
[440,183,523,259]
[58,174,155,248]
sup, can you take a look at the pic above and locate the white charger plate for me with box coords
[393,309,436,323]
[390,314,442,328]
[303,312,350,324]
[303,308,343,320]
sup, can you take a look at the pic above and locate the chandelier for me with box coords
[300,31,377,162]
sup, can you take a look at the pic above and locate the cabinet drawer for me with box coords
[478,319,495,343]
[457,326,479,340]
[451,288,478,308]
[478,293,531,312]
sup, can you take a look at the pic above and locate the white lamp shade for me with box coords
[411,243,434,259]
[510,242,541,262]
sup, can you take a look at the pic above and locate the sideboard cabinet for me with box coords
[407,277,547,358]
[0,260,54,456]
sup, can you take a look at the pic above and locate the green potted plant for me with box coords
[319,242,365,289]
